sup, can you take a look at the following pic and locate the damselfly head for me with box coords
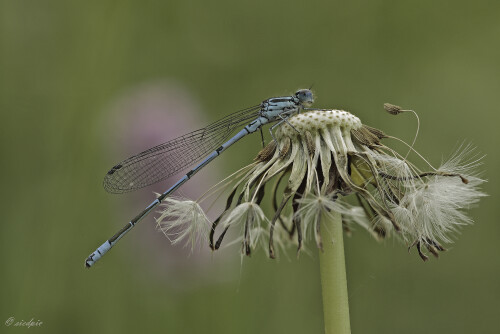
[295,89,314,107]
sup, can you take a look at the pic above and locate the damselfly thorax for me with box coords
[260,89,314,121]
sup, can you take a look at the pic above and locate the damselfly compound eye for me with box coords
[295,89,314,106]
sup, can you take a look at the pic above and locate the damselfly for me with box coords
[85,89,314,267]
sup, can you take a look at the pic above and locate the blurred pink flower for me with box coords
[101,81,234,285]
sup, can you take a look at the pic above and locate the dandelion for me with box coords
[156,104,485,333]
[158,105,485,260]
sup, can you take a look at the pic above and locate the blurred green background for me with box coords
[1,0,499,333]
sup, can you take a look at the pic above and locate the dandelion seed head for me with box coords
[157,106,485,261]
[296,193,349,241]
[156,197,211,252]
[276,109,362,139]
[394,148,486,245]
[221,202,268,229]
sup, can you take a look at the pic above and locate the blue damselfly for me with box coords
[85,89,314,267]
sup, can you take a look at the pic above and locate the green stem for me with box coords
[319,211,351,334]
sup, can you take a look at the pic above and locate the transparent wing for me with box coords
[103,105,262,193]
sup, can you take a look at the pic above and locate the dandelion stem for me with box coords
[319,210,351,334]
